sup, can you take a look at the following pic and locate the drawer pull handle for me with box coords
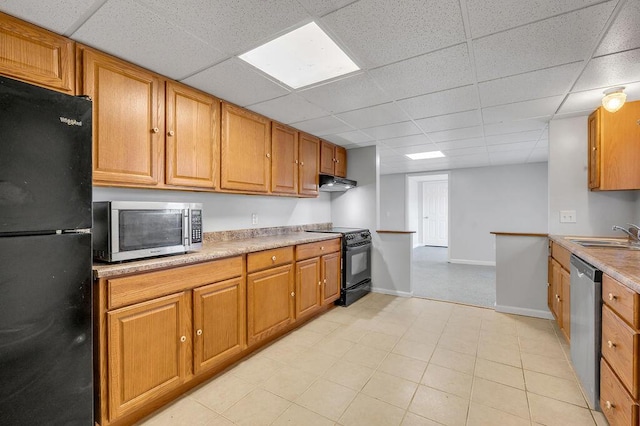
[607,340,616,349]
[608,293,616,301]
[180,335,186,343]
[196,329,202,336]
[321,246,325,250]
[605,400,614,410]
[291,292,295,297]
[272,255,277,262]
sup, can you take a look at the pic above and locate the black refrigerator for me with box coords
[0,76,93,425]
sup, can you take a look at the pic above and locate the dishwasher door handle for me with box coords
[576,271,585,279]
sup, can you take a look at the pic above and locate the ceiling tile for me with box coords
[397,85,479,119]
[295,0,356,17]
[362,121,422,140]
[485,130,545,145]
[0,0,100,34]
[478,62,583,107]
[427,126,484,142]
[466,0,603,38]
[391,144,443,155]
[335,102,410,129]
[595,0,640,56]
[435,137,487,150]
[298,73,391,113]
[248,94,328,124]
[489,150,531,165]
[573,48,640,91]
[559,80,640,114]
[330,130,374,144]
[414,110,482,133]
[487,141,537,152]
[72,0,226,80]
[182,58,290,106]
[369,43,474,99]
[139,0,309,55]
[442,146,487,157]
[290,115,353,135]
[321,0,465,67]
[473,2,615,81]
[380,134,432,149]
[482,97,563,123]
[483,119,549,136]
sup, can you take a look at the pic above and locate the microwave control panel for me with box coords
[191,210,202,243]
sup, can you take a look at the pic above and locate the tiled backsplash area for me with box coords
[204,223,333,243]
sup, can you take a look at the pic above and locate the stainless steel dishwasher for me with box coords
[570,254,603,410]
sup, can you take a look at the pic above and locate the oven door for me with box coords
[344,242,372,288]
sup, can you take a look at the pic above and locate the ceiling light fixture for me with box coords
[406,151,445,160]
[602,87,626,113]
[238,22,360,89]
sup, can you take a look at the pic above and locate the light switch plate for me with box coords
[560,210,576,223]
[251,213,258,225]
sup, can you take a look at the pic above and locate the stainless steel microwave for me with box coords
[93,201,203,262]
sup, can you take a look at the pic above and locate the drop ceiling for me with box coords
[2,0,639,175]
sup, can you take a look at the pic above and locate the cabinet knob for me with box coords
[318,281,322,286]
[592,147,597,151]
[321,246,325,250]
[272,255,277,262]
[608,293,616,301]
[180,335,186,343]
[336,159,340,163]
[300,161,304,166]
[324,278,327,283]
[266,153,271,158]
[152,127,159,133]
[333,158,337,162]
[196,329,202,336]
[295,160,299,164]
[168,130,175,136]
[605,400,614,410]
[291,291,295,297]
[607,340,616,349]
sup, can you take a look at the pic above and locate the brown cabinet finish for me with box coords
[601,358,639,426]
[299,133,320,196]
[165,81,220,189]
[193,277,245,375]
[604,274,640,329]
[602,304,639,399]
[588,101,640,190]
[321,251,341,304]
[246,263,295,346]
[107,292,189,420]
[296,238,340,261]
[560,267,570,342]
[548,241,570,341]
[221,102,271,192]
[334,145,347,177]
[0,12,75,94]
[296,257,322,319]
[79,46,164,187]
[271,122,299,195]
[246,246,294,273]
[320,140,347,178]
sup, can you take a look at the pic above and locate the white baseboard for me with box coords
[495,304,554,320]
[448,258,496,266]
[371,287,413,298]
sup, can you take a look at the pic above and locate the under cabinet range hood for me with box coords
[319,174,357,192]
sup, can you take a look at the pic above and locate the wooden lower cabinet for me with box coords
[321,251,341,304]
[548,241,570,342]
[296,257,321,319]
[107,292,189,420]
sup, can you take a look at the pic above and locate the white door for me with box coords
[422,180,448,246]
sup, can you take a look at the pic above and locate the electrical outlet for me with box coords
[560,210,577,223]
[251,213,257,225]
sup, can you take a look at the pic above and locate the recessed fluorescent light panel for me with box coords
[238,22,359,89]
[406,151,445,160]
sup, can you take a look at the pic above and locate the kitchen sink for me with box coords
[564,237,640,249]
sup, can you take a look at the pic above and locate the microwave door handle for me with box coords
[183,209,190,248]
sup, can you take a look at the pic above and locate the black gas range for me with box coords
[307,228,372,306]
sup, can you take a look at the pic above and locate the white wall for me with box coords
[548,116,637,236]
[93,187,332,232]
[379,174,406,230]
[449,162,548,264]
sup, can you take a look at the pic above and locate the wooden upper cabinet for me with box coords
[78,46,164,187]
[320,140,347,178]
[588,101,640,190]
[271,122,299,195]
[334,145,347,178]
[221,102,271,192]
[166,81,220,189]
[299,133,320,196]
[0,12,75,94]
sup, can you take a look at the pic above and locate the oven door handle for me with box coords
[345,243,371,253]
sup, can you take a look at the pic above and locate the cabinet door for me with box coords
[600,101,640,190]
[296,257,321,319]
[320,140,335,175]
[166,81,219,189]
[299,133,320,196]
[221,102,271,192]
[271,122,298,194]
[80,47,164,187]
[322,252,341,305]
[107,292,189,420]
[550,259,562,326]
[247,264,294,346]
[0,12,75,94]
[334,146,347,178]
[561,267,570,342]
[193,277,245,375]
[588,109,600,190]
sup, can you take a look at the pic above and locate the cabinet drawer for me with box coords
[600,358,639,426]
[296,238,340,261]
[601,304,640,398]
[603,274,640,329]
[247,246,293,273]
[107,257,242,309]
[550,241,571,271]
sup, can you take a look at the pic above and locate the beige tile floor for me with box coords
[138,293,610,426]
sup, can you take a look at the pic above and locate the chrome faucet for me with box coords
[612,224,640,241]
